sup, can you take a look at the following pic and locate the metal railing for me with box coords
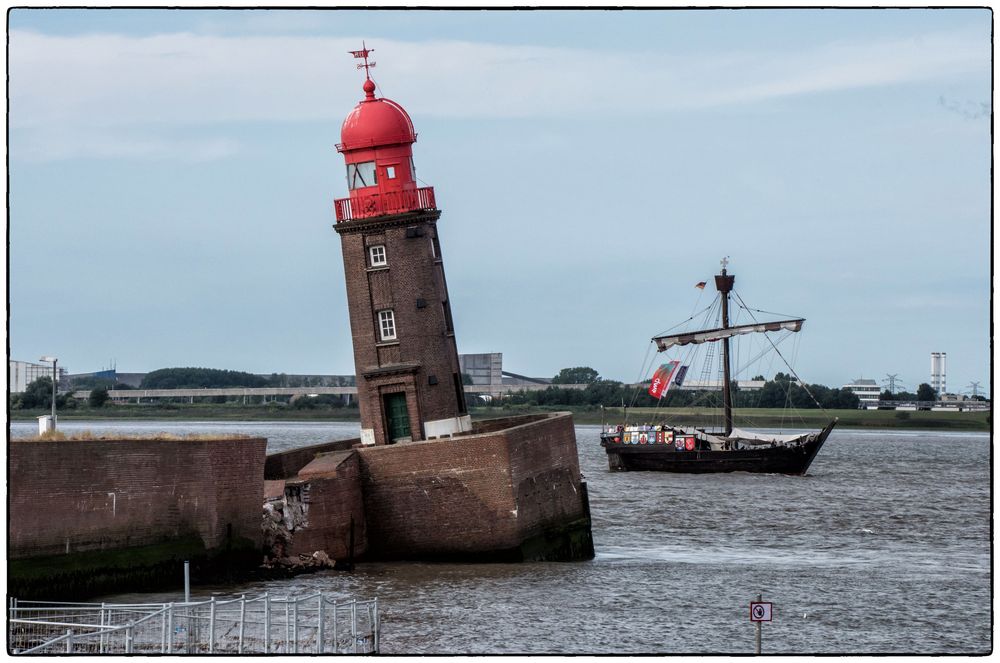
[9,593,379,655]
[334,186,436,221]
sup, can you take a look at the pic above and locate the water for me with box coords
[10,420,991,654]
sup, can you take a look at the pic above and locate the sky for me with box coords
[6,7,993,395]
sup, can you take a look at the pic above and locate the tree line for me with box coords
[508,367,861,409]
[64,367,359,391]
[15,364,978,414]
[76,367,358,390]
[10,376,109,410]
[882,384,937,403]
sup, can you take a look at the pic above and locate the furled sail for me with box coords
[652,318,804,352]
[727,428,816,445]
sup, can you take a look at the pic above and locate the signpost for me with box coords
[749,594,772,654]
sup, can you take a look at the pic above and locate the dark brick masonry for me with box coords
[8,437,267,599]
[336,209,467,445]
[9,438,266,559]
[273,413,594,563]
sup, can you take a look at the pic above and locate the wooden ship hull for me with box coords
[600,420,836,476]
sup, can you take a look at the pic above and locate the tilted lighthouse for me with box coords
[333,46,471,446]
[258,46,593,564]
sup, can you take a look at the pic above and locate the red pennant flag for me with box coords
[695,281,707,290]
[648,361,681,399]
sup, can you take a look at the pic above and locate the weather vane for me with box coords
[349,42,376,80]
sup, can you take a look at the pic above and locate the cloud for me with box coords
[11,126,241,162]
[8,27,988,160]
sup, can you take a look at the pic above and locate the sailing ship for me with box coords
[600,259,837,475]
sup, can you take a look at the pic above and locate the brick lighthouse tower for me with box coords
[333,46,470,446]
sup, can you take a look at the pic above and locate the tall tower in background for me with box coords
[333,46,470,446]
[930,352,947,396]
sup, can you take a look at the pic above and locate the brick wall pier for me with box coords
[8,437,266,599]
[269,413,594,563]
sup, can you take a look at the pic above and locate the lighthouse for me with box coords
[333,46,471,446]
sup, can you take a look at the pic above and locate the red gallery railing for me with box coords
[334,187,436,222]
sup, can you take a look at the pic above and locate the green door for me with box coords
[384,393,411,442]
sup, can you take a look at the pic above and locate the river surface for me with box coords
[9,420,991,654]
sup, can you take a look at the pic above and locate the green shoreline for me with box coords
[8,404,991,431]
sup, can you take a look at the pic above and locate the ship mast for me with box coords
[715,257,735,436]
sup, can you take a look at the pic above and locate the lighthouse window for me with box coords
[348,161,377,189]
[378,310,397,341]
[369,245,387,267]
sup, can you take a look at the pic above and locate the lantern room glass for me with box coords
[347,161,377,189]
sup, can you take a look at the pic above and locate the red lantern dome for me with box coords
[334,75,435,222]
[339,80,416,151]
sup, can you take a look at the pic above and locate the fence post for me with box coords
[364,600,372,652]
[352,600,358,654]
[238,595,246,654]
[125,625,133,654]
[209,596,216,654]
[317,594,325,654]
[167,603,173,654]
[185,600,193,655]
[284,598,290,654]
[65,629,74,653]
[293,596,299,654]
[9,598,16,652]
[373,598,380,654]
[161,605,167,653]
[332,601,338,654]
[264,593,270,654]
[99,602,107,653]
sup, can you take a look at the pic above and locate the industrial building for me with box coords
[842,378,882,409]
[459,352,503,386]
[8,360,68,393]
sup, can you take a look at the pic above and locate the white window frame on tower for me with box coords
[378,310,397,341]
[369,245,387,267]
